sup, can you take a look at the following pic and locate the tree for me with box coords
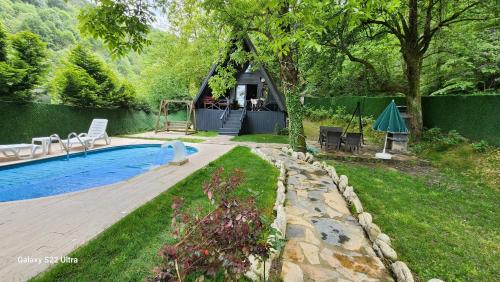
[353,0,483,136]
[0,28,47,101]
[52,44,138,108]
[134,31,217,108]
[52,64,100,107]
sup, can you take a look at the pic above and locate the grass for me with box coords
[415,142,499,188]
[231,134,289,144]
[117,136,206,143]
[31,146,279,282]
[327,145,500,281]
[193,131,218,137]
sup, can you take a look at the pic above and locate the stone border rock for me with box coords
[281,146,421,282]
[245,148,288,281]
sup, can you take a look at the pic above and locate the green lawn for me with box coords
[193,130,218,137]
[231,134,289,144]
[31,146,278,282]
[328,159,499,281]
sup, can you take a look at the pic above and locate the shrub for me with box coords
[445,130,467,145]
[472,140,490,153]
[413,128,468,153]
[305,107,331,121]
[422,127,444,143]
[149,168,270,281]
[274,123,289,136]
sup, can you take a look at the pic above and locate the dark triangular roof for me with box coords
[193,37,286,111]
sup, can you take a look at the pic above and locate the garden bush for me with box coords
[471,140,490,153]
[149,168,272,281]
[412,128,468,153]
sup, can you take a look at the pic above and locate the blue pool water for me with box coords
[0,144,197,202]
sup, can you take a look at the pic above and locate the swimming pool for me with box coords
[0,144,197,202]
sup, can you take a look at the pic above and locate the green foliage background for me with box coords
[0,101,155,144]
[0,0,141,103]
[304,95,500,145]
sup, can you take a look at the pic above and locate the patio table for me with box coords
[31,136,54,155]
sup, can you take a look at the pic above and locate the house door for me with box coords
[236,85,246,108]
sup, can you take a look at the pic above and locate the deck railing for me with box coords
[220,104,230,128]
[240,100,247,122]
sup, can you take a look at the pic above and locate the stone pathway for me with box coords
[260,147,393,282]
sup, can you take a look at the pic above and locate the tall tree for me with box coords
[51,44,137,108]
[0,29,47,101]
[356,0,483,136]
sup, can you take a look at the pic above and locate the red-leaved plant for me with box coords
[148,167,270,282]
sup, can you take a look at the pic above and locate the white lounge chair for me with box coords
[0,144,41,159]
[62,119,111,149]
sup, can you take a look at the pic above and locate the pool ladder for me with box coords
[50,133,89,160]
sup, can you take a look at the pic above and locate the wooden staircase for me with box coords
[219,109,245,136]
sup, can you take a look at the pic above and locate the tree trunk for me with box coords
[403,0,424,138]
[404,52,424,137]
[280,51,307,152]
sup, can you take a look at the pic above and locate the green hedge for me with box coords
[422,95,500,145]
[304,96,406,117]
[0,102,156,144]
[304,95,500,145]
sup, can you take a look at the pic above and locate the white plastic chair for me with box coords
[63,119,111,148]
[0,144,41,159]
[250,99,259,111]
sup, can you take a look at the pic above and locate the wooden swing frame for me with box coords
[155,99,197,135]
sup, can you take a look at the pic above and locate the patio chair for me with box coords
[0,144,41,159]
[319,126,343,144]
[217,97,229,109]
[323,131,342,150]
[62,119,111,149]
[344,133,362,152]
[250,99,259,111]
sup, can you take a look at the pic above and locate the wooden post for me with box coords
[155,100,164,133]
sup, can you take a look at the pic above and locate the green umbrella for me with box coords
[372,100,408,159]
[373,100,409,133]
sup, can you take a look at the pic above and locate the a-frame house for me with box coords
[193,38,287,135]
